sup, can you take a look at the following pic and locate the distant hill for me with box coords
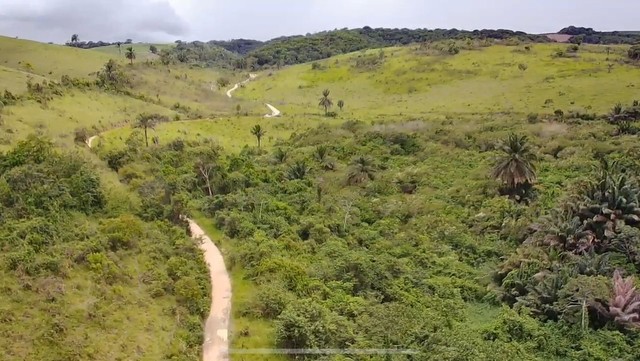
[207,39,264,55]
[243,27,550,67]
[557,26,640,44]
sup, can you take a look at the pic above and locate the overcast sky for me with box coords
[0,0,639,43]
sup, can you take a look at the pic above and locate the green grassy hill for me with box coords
[0,36,252,149]
[0,36,112,79]
[91,43,174,61]
[240,42,637,118]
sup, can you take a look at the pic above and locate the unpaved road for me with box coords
[226,74,281,117]
[226,73,257,98]
[264,103,281,118]
[188,219,231,361]
[87,135,231,361]
[86,135,98,148]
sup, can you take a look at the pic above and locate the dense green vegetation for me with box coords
[559,26,640,45]
[246,27,550,67]
[104,103,640,359]
[4,24,640,361]
[0,136,209,360]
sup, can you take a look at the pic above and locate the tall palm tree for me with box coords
[337,100,345,111]
[347,156,376,185]
[319,89,333,116]
[134,113,161,147]
[125,47,136,65]
[251,124,266,148]
[492,133,537,195]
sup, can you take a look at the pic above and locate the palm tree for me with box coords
[347,156,376,185]
[125,47,136,65]
[71,34,79,43]
[492,133,537,197]
[337,100,345,111]
[287,161,311,180]
[134,113,162,147]
[116,42,122,55]
[318,89,333,116]
[273,147,289,164]
[251,124,266,148]
[314,145,335,170]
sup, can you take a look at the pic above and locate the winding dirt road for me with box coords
[226,74,281,118]
[188,219,231,361]
[87,136,231,361]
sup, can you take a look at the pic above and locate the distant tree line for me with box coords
[559,26,640,45]
[207,39,264,55]
[243,27,551,67]
[65,33,133,49]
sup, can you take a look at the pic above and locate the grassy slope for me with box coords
[0,37,249,150]
[238,43,637,118]
[91,43,173,61]
[0,36,111,79]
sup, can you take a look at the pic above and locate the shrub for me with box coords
[554,109,564,119]
[527,113,539,123]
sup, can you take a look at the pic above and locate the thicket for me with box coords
[559,26,640,45]
[0,136,209,360]
[246,27,550,67]
[107,112,640,359]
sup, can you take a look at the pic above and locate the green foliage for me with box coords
[0,138,209,360]
[248,27,549,67]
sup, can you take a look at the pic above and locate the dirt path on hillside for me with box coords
[87,136,231,361]
[225,74,281,117]
[86,135,98,148]
[226,73,257,98]
[188,219,231,361]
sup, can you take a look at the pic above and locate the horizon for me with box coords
[1,0,640,43]
[1,24,637,46]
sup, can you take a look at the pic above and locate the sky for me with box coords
[0,0,639,44]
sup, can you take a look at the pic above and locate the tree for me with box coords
[492,133,537,198]
[149,45,158,54]
[116,42,122,55]
[216,77,230,90]
[134,113,165,147]
[236,104,242,116]
[71,34,79,43]
[251,124,266,148]
[347,156,376,185]
[318,89,333,116]
[337,100,345,111]
[125,47,136,65]
[287,161,311,180]
[195,148,220,197]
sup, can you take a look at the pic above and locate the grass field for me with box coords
[91,43,173,61]
[238,43,638,119]
[0,36,112,79]
[0,36,257,150]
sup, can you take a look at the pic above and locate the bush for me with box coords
[527,113,539,123]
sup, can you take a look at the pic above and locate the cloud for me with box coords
[0,0,188,42]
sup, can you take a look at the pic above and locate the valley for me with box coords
[1,23,640,361]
